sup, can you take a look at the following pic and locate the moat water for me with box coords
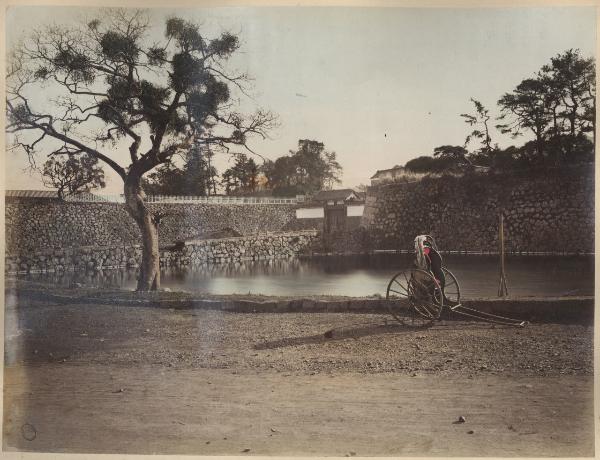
[19,253,594,298]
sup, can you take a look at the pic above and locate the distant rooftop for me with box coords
[312,189,361,201]
[370,165,405,179]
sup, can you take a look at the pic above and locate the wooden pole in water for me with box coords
[498,211,509,297]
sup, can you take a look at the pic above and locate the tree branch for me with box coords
[7,99,126,179]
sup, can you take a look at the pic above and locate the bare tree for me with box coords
[42,154,106,199]
[6,9,276,290]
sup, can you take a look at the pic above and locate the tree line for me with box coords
[140,138,342,196]
[42,138,343,198]
[405,49,595,174]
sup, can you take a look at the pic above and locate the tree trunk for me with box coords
[536,133,545,164]
[124,175,160,291]
[593,111,596,147]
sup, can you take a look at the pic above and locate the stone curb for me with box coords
[12,289,593,324]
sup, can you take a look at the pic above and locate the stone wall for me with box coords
[362,168,594,254]
[6,199,299,254]
[6,167,593,262]
[283,217,324,232]
[5,231,318,275]
[283,215,362,234]
[162,232,318,268]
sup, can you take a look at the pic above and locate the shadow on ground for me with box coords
[254,320,431,350]
[254,319,520,351]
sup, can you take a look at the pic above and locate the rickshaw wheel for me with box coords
[442,267,461,305]
[386,268,444,326]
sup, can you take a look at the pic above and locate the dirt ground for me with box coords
[3,296,595,456]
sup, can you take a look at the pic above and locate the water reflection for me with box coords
[17,254,594,298]
[22,269,140,290]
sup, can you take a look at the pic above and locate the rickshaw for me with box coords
[385,235,527,327]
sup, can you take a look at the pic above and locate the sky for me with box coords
[4,5,597,193]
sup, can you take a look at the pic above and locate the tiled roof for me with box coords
[313,189,359,201]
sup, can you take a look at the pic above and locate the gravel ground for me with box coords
[6,298,592,377]
[4,294,594,456]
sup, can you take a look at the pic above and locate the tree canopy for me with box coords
[261,139,342,196]
[497,48,594,166]
[142,144,218,196]
[7,11,275,176]
[42,154,106,199]
[404,49,595,175]
[221,154,259,195]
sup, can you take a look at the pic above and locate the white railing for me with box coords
[65,194,299,204]
[146,195,298,204]
[64,194,125,203]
